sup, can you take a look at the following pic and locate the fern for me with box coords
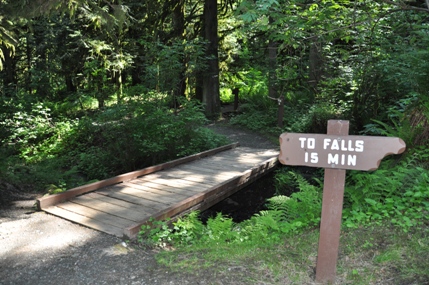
[268,172,322,226]
[362,103,419,148]
[239,210,284,242]
[251,210,281,231]
[204,213,238,243]
[343,148,429,231]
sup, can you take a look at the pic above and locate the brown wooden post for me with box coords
[315,120,348,283]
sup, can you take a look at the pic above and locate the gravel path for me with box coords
[0,123,278,285]
[206,122,278,150]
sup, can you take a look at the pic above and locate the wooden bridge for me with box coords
[37,143,279,239]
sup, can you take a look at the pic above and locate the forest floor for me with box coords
[0,120,281,285]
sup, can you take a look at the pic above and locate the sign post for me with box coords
[278,120,406,284]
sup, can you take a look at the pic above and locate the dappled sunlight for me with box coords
[0,210,146,285]
[0,212,100,261]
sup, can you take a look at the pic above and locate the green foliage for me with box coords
[228,68,279,132]
[171,211,205,245]
[230,97,343,136]
[177,127,229,157]
[205,213,239,243]
[0,96,228,191]
[235,69,269,103]
[76,146,112,179]
[0,103,77,162]
[155,222,429,284]
[83,58,115,107]
[266,171,322,231]
[138,218,175,248]
[362,93,429,148]
[138,212,241,248]
[60,98,229,180]
[375,26,429,99]
[286,102,341,133]
[343,147,429,231]
[219,88,234,103]
[229,104,278,132]
[0,151,83,192]
[274,168,298,195]
[138,38,209,96]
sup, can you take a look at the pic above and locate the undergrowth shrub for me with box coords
[287,102,342,133]
[60,99,229,181]
[0,149,84,192]
[0,103,77,162]
[345,95,429,230]
[274,168,298,195]
[0,103,81,191]
[362,95,423,148]
[229,101,278,132]
[0,98,229,191]
[138,212,240,247]
[268,173,322,226]
[343,147,429,231]
[230,98,343,135]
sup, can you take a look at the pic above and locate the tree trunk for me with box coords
[172,0,186,100]
[1,44,18,98]
[26,34,33,95]
[65,75,76,93]
[202,0,221,119]
[309,39,323,98]
[195,12,204,102]
[97,97,105,108]
[34,21,50,99]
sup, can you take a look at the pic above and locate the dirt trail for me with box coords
[0,123,278,285]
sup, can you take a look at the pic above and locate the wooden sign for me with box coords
[278,120,406,284]
[279,134,406,171]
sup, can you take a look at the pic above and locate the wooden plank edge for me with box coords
[123,156,279,240]
[36,142,240,210]
[43,206,125,237]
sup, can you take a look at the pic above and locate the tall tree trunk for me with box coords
[202,0,221,119]
[195,12,205,102]
[33,20,50,99]
[309,38,323,99]
[195,71,203,101]
[129,28,142,86]
[26,34,33,95]
[1,44,17,98]
[172,0,186,101]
